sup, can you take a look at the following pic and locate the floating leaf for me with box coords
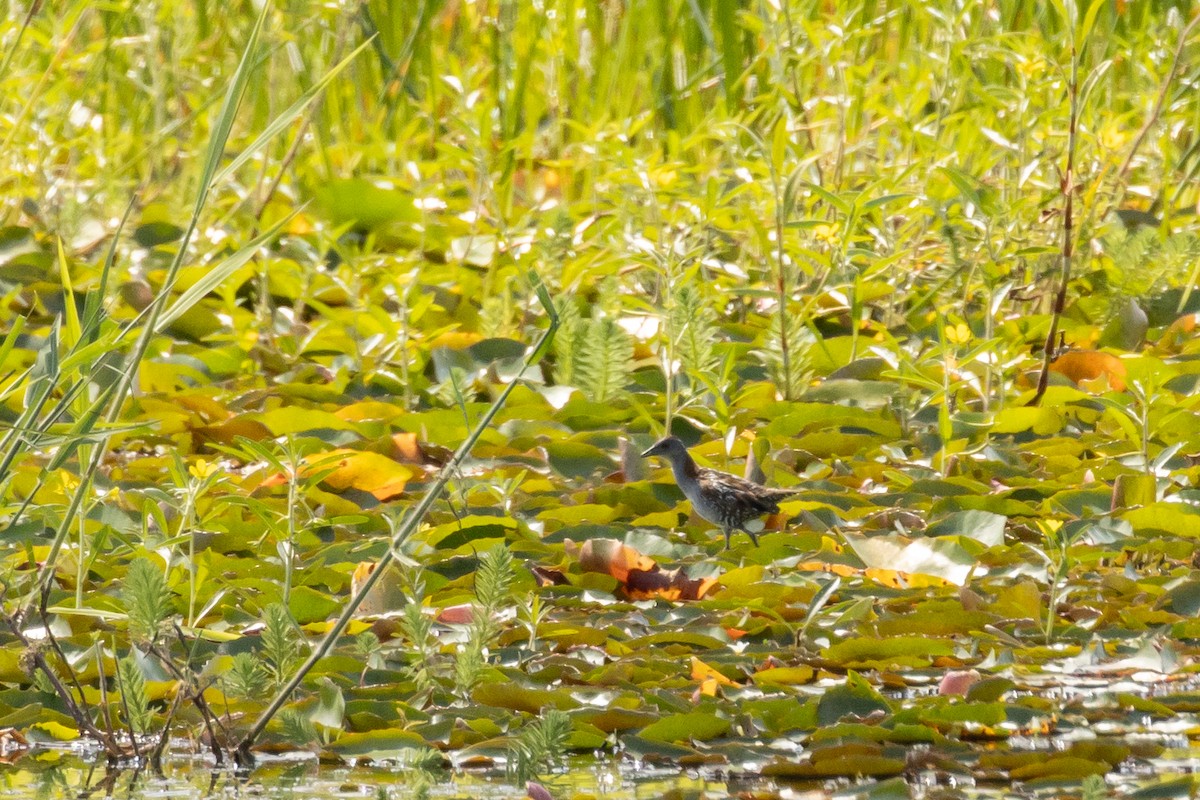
[816,672,892,725]
[323,728,429,759]
[472,683,578,714]
[638,712,730,744]
[309,677,345,729]
[313,450,413,500]
[316,178,418,232]
[823,637,954,669]
[1049,350,1127,392]
[841,531,978,585]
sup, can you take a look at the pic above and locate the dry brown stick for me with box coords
[171,622,231,760]
[1115,13,1200,185]
[111,644,143,762]
[6,618,118,755]
[1029,42,1081,408]
[148,684,186,772]
[33,587,123,756]
[143,639,227,764]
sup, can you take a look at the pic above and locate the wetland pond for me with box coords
[4,672,1200,800]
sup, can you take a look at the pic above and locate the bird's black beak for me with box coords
[640,446,656,458]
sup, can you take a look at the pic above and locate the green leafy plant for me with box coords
[507,708,571,785]
[353,631,384,675]
[455,545,517,698]
[278,708,319,748]
[163,454,229,627]
[553,294,634,402]
[260,603,302,690]
[764,311,815,401]
[474,545,516,616]
[224,652,270,700]
[400,602,437,696]
[221,436,338,607]
[116,654,152,736]
[121,558,174,644]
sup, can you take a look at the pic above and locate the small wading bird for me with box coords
[642,436,800,549]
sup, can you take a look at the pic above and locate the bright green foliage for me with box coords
[554,301,635,401]
[116,654,152,735]
[1,0,1200,793]
[577,317,635,403]
[765,311,815,401]
[474,546,516,615]
[261,604,301,689]
[455,546,518,698]
[399,602,436,696]
[278,708,319,748]
[224,652,269,700]
[507,708,571,785]
[669,284,718,380]
[121,558,173,643]
[552,299,589,388]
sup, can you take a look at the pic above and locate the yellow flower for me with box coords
[1099,120,1128,151]
[189,459,219,480]
[1016,56,1046,82]
[945,322,971,345]
[813,224,839,245]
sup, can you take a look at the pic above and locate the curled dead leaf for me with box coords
[571,538,657,582]
[262,449,412,500]
[938,669,982,696]
[566,538,718,601]
[437,604,474,624]
[625,567,718,601]
[527,563,570,586]
[1049,350,1127,392]
[1154,312,1200,353]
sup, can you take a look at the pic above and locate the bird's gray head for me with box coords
[641,436,688,462]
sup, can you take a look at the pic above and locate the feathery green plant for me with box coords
[577,317,634,402]
[261,603,301,690]
[765,312,814,401]
[474,545,516,614]
[121,558,174,644]
[550,298,585,386]
[278,708,319,748]
[669,283,719,380]
[480,287,517,339]
[552,290,634,402]
[400,602,437,696]
[354,631,384,671]
[507,708,571,785]
[1100,227,1200,306]
[660,277,722,432]
[455,545,517,698]
[1080,774,1108,800]
[453,636,486,700]
[224,652,270,700]
[116,654,152,735]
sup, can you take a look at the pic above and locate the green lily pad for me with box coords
[638,711,730,743]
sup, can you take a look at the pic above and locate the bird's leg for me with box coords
[745,528,760,547]
[723,529,732,550]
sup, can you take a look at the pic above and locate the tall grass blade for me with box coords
[235,277,560,765]
[213,37,376,185]
[16,1,274,618]
[155,211,299,333]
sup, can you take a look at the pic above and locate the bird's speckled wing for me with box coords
[696,468,798,516]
